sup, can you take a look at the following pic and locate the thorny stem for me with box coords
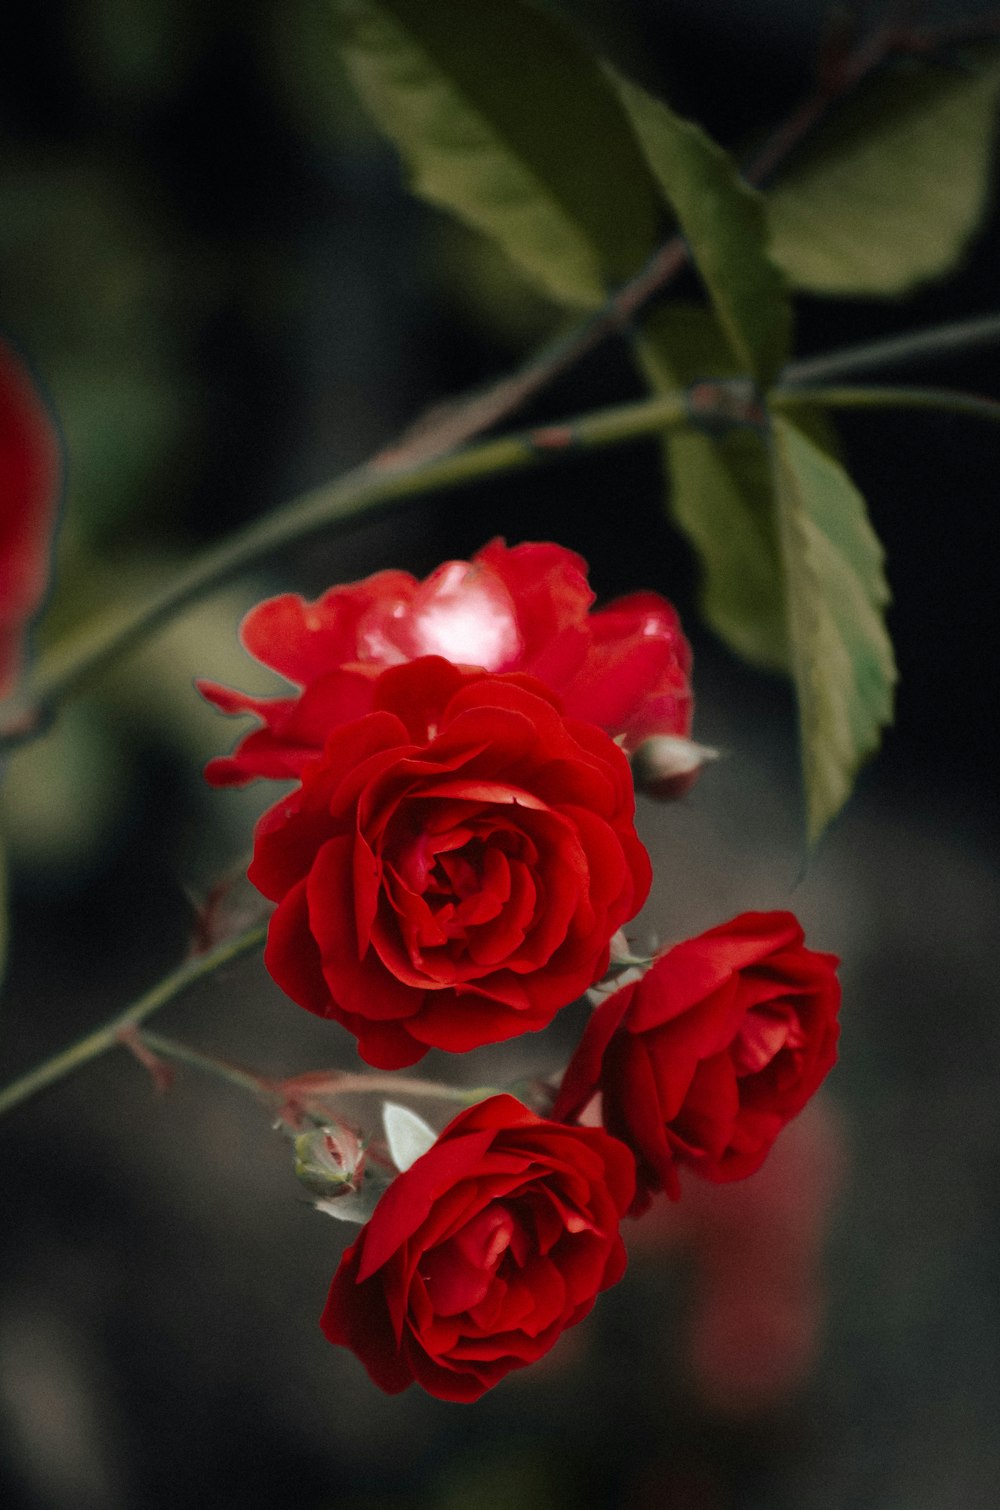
[0,949,499,1117]
[132,1034,486,1113]
[4,296,1000,755]
[739,0,931,188]
[0,922,268,1117]
[136,1030,280,1105]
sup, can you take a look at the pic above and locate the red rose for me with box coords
[0,338,61,696]
[321,1094,635,1401]
[554,912,840,1209]
[248,656,651,1068]
[200,538,691,785]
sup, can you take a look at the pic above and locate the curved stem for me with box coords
[295,1072,491,1105]
[782,312,1000,386]
[138,1029,279,1105]
[772,383,1000,426]
[0,922,267,1117]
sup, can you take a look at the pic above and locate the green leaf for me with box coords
[638,306,789,670]
[767,51,1000,297]
[334,0,663,308]
[640,308,890,838]
[771,414,896,842]
[613,72,792,386]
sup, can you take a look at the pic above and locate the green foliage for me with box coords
[333,0,664,307]
[768,51,1000,297]
[770,414,897,843]
[639,306,789,670]
[613,72,792,386]
[642,309,895,841]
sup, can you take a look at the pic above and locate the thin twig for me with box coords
[773,383,1000,425]
[783,311,1000,384]
[137,1030,279,1104]
[372,6,1000,472]
[0,922,268,1117]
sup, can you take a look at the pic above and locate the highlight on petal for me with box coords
[399,559,522,669]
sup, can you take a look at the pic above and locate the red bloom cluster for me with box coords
[249,656,650,1068]
[204,542,841,1401]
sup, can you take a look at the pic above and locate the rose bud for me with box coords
[630,735,718,800]
[554,911,840,1212]
[293,1123,367,1199]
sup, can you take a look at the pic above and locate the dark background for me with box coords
[2,2,999,1507]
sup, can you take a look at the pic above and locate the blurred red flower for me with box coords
[630,1097,845,1417]
[248,656,651,1067]
[200,538,691,785]
[0,338,61,697]
[554,911,840,1209]
[322,1094,635,1401]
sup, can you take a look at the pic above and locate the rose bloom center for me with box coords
[732,998,808,1079]
[387,797,546,968]
[419,1203,524,1317]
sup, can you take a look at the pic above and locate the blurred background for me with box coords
[2,1,1000,1506]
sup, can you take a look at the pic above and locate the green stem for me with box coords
[0,922,267,1117]
[772,383,1000,426]
[300,1072,492,1105]
[4,317,1000,754]
[782,312,1000,387]
[146,1033,493,1107]
[138,1029,279,1104]
[0,389,689,751]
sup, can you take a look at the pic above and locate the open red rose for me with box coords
[554,912,840,1210]
[248,656,651,1068]
[0,338,61,696]
[321,1094,635,1401]
[200,538,691,785]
